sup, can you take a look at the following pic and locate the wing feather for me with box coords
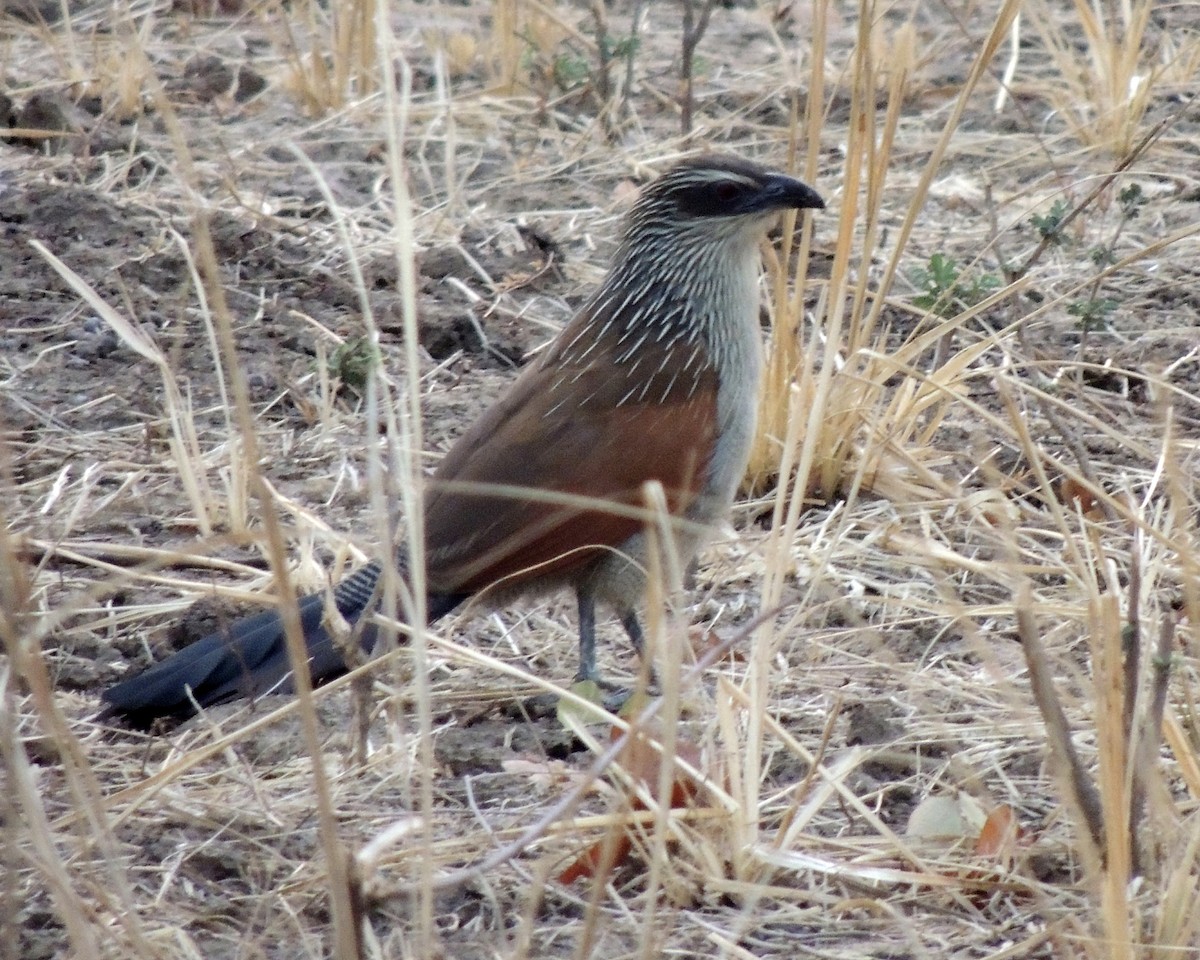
[423,312,718,595]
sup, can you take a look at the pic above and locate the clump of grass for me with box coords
[327,335,382,398]
[746,0,1023,508]
[1026,0,1199,156]
[273,0,377,114]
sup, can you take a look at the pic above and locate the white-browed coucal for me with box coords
[101,154,824,726]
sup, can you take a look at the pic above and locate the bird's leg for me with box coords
[578,600,661,691]
[620,610,644,658]
[576,590,598,683]
[620,610,661,689]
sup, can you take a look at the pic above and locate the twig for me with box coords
[1014,584,1106,857]
[589,0,615,137]
[1128,611,1175,876]
[1011,108,1179,280]
[679,0,717,137]
[1122,524,1142,747]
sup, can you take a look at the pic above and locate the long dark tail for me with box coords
[99,562,462,727]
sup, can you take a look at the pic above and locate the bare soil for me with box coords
[3,1,1200,958]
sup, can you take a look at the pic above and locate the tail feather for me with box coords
[99,561,462,727]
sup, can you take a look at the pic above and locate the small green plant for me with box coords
[1089,183,1146,267]
[600,34,640,63]
[1029,199,1072,246]
[1067,296,1117,332]
[328,336,380,397]
[586,0,643,136]
[908,253,1002,317]
[519,28,638,110]
[550,49,590,92]
[1069,181,1144,347]
[1117,182,1145,217]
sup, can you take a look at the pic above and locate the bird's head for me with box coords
[624,154,824,248]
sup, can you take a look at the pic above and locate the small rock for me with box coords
[183,56,235,101]
[15,93,77,154]
[233,65,267,103]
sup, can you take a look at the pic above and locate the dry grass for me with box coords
[2,0,1200,958]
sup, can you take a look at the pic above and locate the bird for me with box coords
[100,154,824,727]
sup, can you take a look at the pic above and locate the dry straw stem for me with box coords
[740,0,1196,939]
[679,0,718,137]
[165,224,255,532]
[1013,582,1105,863]
[489,0,523,92]
[751,0,1024,502]
[373,24,440,946]
[621,482,688,950]
[0,688,97,960]
[30,241,218,537]
[282,134,413,760]
[996,362,1200,953]
[481,0,592,95]
[0,524,148,960]
[744,0,1022,878]
[134,61,364,959]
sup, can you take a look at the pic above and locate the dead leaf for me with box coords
[558,720,703,884]
[1059,476,1105,520]
[975,804,1024,861]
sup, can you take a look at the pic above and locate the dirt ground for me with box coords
[4,1,1200,958]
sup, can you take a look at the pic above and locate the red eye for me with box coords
[714,182,740,203]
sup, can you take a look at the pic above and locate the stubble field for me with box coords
[3,1,1200,957]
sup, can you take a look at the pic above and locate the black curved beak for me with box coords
[754,173,825,213]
